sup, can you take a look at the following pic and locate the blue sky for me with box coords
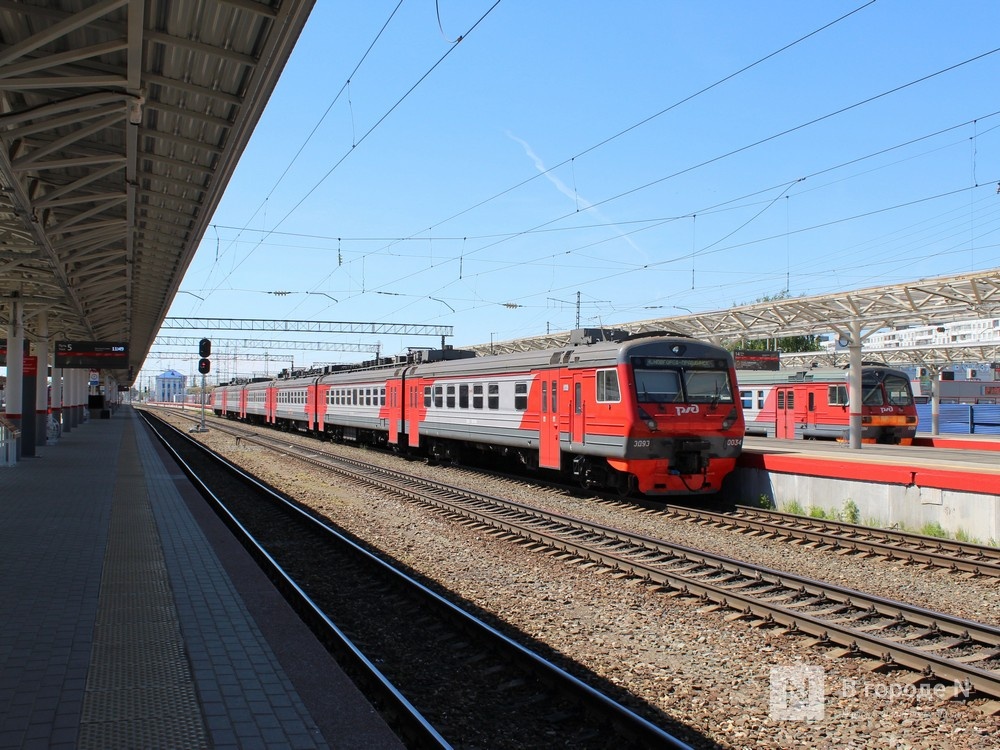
[150,0,1000,382]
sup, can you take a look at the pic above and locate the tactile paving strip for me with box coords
[78,420,209,749]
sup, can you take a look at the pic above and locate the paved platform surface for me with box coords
[0,406,403,750]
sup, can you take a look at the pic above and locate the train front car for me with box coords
[860,366,917,445]
[576,334,745,496]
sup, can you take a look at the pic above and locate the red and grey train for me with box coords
[737,364,918,444]
[211,329,745,496]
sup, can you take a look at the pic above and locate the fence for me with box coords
[916,404,1000,434]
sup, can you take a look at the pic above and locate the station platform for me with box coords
[0,405,403,750]
[733,436,1000,543]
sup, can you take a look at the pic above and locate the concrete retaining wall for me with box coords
[729,468,1000,546]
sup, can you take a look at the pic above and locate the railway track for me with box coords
[141,410,694,749]
[157,410,1000,713]
[660,504,1000,578]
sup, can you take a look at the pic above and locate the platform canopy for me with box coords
[0,0,315,385]
[474,269,1000,358]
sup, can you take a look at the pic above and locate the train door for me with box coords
[407,379,422,448]
[775,387,796,439]
[266,385,277,425]
[387,379,401,445]
[567,371,587,448]
[539,375,561,469]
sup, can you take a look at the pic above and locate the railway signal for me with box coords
[192,338,211,433]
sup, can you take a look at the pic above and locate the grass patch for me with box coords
[919,521,948,539]
[782,500,805,516]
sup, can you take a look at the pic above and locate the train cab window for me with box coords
[541,381,548,413]
[861,385,883,406]
[434,385,444,408]
[596,370,621,403]
[575,382,582,414]
[551,380,558,412]
[828,385,848,406]
[634,369,681,403]
[514,382,528,411]
[459,384,469,409]
[446,385,456,408]
[473,384,484,409]
[884,375,913,406]
[424,386,431,407]
[488,383,499,410]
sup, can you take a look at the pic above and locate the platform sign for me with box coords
[54,341,128,369]
[733,349,781,371]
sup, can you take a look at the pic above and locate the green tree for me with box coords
[730,291,823,353]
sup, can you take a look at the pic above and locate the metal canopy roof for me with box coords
[473,269,1000,357]
[0,0,314,384]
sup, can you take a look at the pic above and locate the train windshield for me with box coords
[883,374,913,406]
[860,373,913,407]
[631,357,734,404]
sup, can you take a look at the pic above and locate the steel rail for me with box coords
[732,504,1000,563]
[142,409,693,749]
[154,410,1000,703]
[660,505,1000,578]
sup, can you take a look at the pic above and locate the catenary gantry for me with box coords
[0,0,315,386]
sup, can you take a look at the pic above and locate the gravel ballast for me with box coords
[158,411,1000,749]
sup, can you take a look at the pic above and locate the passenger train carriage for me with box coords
[213,330,745,496]
[737,364,917,444]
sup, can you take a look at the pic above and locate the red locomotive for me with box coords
[737,364,917,444]
[212,329,745,496]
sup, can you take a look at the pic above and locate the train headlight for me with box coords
[721,407,738,431]
[638,407,658,432]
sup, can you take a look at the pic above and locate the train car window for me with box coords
[381,387,386,406]
[424,386,431,407]
[541,381,548,413]
[434,385,444,408]
[514,382,528,411]
[757,390,765,409]
[459,384,469,409]
[596,370,621,403]
[575,382,582,414]
[353,389,358,406]
[829,385,847,406]
[473,384,484,409]
[740,390,752,409]
[777,391,784,409]
[488,383,499,410]
[551,380,557,412]
[446,385,456,408]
